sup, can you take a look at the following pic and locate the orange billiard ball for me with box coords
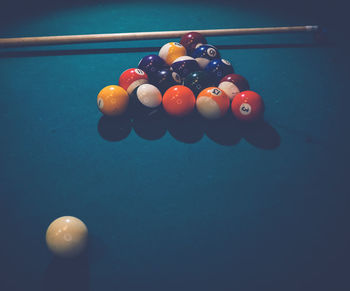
[231,90,264,122]
[196,87,230,119]
[97,85,129,116]
[162,85,195,117]
[46,216,88,258]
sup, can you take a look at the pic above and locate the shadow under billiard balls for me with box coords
[97,115,132,142]
[167,112,204,143]
[240,120,281,150]
[204,114,242,146]
[132,112,167,140]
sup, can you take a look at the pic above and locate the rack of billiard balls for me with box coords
[0,26,318,260]
[97,31,264,122]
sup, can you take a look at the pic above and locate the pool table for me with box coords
[0,0,349,290]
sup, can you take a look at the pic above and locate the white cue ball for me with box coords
[46,216,88,258]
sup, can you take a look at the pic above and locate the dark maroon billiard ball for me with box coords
[218,74,250,101]
[180,32,207,55]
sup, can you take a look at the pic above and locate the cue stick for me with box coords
[0,25,319,48]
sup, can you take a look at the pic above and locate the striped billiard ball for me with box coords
[218,74,250,101]
[196,87,230,119]
[119,68,149,95]
[159,42,187,65]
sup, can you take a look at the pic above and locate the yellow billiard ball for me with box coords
[158,42,186,65]
[46,216,88,258]
[97,85,129,116]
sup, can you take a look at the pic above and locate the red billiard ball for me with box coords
[218,74,250,101]
[231,90,264,122]
[119,68,149,95]
[162,85,196,117]
[180,32,207,55]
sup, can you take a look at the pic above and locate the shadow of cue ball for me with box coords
[167,112,204,144]
[241,120,281,150]
[204,114,242,146]
[97,115,132,142]
[42,251,90,291]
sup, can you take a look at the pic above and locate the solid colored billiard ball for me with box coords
[149,68,181,94]
[46,216,88,258]
[196,87,230,119]
[183,71,216,96]
[97,85,129,116]
[218,74,250,101]
[192,44,221,69]
[162,85,196,117]
[138,54,166,77]
[180,32,207,55]
[205,58,234,84]
[231,90,264,122]
[170,56,200,80]
[132,84,162,117]
[159,42,187,65]
[119,68,149,95]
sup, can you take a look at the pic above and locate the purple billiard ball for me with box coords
[138,55,167,77]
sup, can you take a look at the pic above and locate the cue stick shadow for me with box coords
[97,108,281,149]
[0,40,333,58]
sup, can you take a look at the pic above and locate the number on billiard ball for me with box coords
[231,90,264,122]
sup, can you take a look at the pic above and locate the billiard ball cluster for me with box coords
[97,32,264,122]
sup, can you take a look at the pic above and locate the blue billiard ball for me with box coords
[205,58,234,84]
[138,55,167,77]
[149,68,181,93]
[170,56,200,80]
[191,44,221,69]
